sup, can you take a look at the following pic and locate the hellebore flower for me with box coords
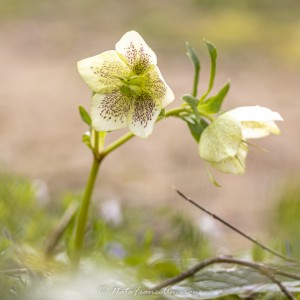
[199,106,283,174]
[77,31,174,138]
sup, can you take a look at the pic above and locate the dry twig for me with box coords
[151,256,297,300]
[175,188,297,263]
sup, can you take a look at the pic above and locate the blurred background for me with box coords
[1,0,300,252]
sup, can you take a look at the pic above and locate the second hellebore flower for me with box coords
[199,106,283,174]
[77,31,174,138]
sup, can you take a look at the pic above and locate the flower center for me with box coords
[119,75,145,96]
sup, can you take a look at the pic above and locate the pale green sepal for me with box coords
[241,121,281,139]
[225,106,283,139]
[199,116,242,163]
[204,162,222,187]
[210,143,247,175]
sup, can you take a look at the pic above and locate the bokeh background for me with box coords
[1,0,300,251]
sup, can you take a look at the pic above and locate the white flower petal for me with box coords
[152,66,175,107]
[127,95,162,138]
[162,84,175,108]
[77,50,130,93]
[226,105,283,122]
[241,121,281,139]
[211,143,248,175]
[115,31,157,72]
[199,116,242,163]
[143,65,174,107]
[91,92,132,131]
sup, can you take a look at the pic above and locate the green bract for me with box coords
[199,106,283,175]
[77,31,174,138]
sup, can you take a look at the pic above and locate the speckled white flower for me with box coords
[199,106,283,174]
[77,31,174,138]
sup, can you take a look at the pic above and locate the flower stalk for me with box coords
[71,104,188,269]
[72,156,101,269]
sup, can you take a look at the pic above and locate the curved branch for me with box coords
[150,256,297,300]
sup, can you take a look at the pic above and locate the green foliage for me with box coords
[186,42,201,71]
[1,173,299,299]
[0,172,212,298]
[186,42,201,97]
[198,82,230,114]
[79,105,92,126]
[0,173,55,245]
[183,114,208,142]
[200,40,217,102]
[182,95,200,117]
[182,95,208,142]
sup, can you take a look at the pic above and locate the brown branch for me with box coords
[175,188,297,263]
[151,256,296,300]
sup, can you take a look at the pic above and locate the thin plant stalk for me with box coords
[71,105,190,269]
[175,188,298,262]
[72,157,101,268]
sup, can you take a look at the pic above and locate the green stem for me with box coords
[165,106,189,117]
[101,132,134,157]
[72,157,101,269]
[192,65,200,97]
[199,110,214,121]
[71,105,189,269]
[102,106,189,157]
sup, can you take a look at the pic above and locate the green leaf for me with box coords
[198,82,230,114]
[186,42,200,71]
[182,94,199,107]
[79,106,92,126]
[182,114,208,142]
[205,39,217,60]
[182,95,200,118]
[200,40,218,102]
[186,43,201,97]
